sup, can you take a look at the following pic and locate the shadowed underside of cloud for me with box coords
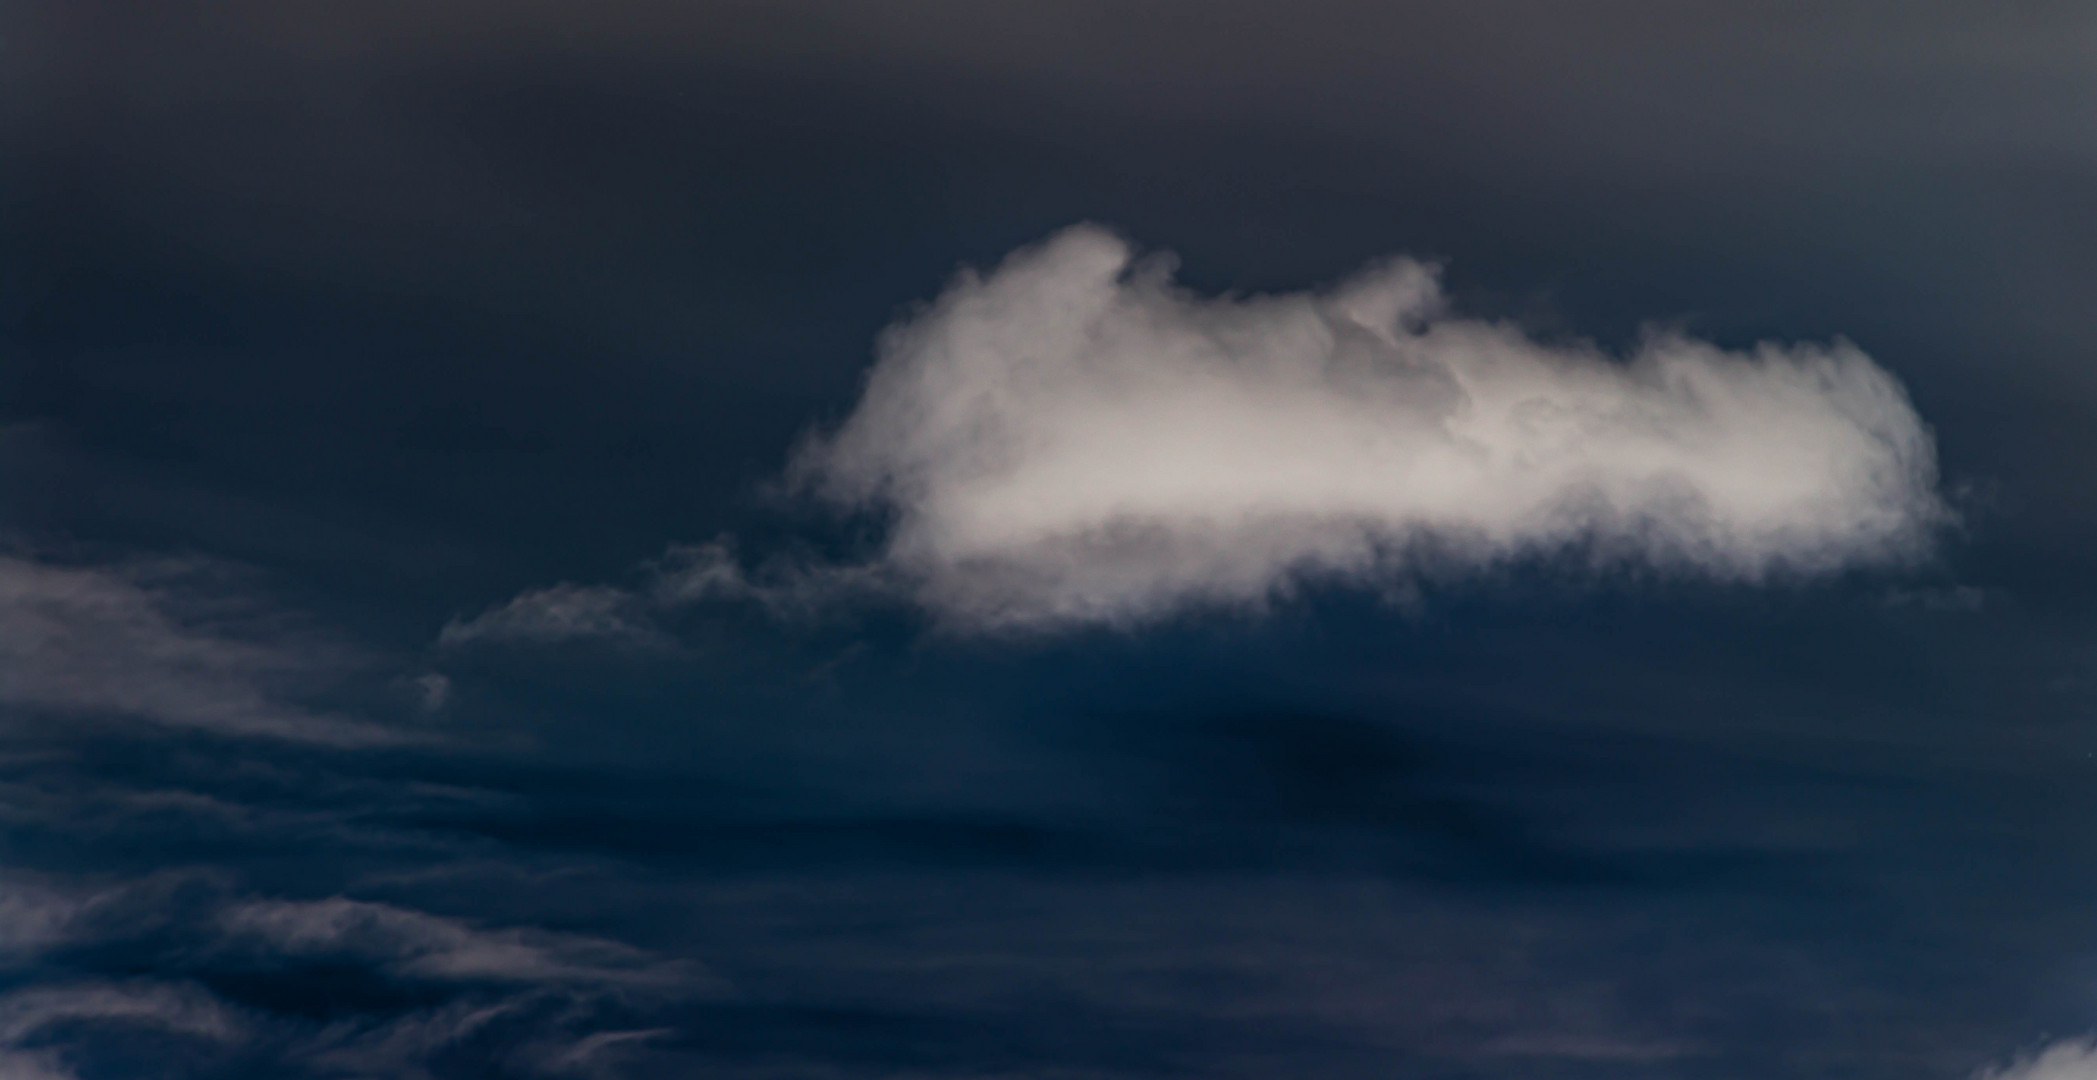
[791,225,1947,629]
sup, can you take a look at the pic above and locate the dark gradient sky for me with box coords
[5,3,2097,1078]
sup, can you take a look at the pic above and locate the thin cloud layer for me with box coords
[0,554,399,745]
[795,225,1947,628]
[1980,1039,2097,1080]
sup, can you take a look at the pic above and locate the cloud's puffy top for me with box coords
[796,225,1945,628]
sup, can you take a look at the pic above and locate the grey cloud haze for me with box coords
[795,226,1946,628]
[1982,1041,2097,1080]
[438,538,880,648]
[0,555,399,745]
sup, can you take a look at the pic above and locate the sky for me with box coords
[5,2,2097,1077]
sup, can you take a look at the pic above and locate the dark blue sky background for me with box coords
[5,3,2097,1077]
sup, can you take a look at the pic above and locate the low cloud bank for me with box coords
[793,225,1946,629]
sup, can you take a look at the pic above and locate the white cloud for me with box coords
[1980,1038,2097,1080]
[792,225,1947,629]
[0,554,398,745]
